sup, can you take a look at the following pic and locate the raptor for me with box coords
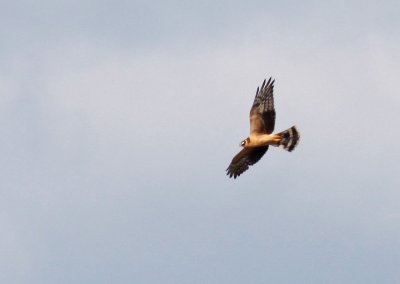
[226,77,300,179]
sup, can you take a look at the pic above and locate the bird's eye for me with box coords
[241,140,246,146]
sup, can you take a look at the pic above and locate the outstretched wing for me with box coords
[250,78,276,134]
[226,146,269,179]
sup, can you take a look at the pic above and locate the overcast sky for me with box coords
[1,1,400,283]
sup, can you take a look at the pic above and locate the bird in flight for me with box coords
[226,77,300,179]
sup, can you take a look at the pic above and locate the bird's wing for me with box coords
[249,78,276,135]
[226,146,269,179]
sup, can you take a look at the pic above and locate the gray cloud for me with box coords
[1,1,400,283]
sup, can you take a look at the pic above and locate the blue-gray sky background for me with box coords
[1,1,400,283]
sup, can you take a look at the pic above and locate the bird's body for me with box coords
[245,133,281,148]
[226,77,300,179]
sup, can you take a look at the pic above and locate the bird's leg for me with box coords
[273,134,281,143]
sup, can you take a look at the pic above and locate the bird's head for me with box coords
[240,137,250,147]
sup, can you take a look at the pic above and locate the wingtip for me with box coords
[261,77,275,89]
[226,167,239,179]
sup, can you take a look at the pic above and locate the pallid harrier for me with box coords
[226,77,300,179]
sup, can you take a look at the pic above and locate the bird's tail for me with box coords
[277,126,300,152]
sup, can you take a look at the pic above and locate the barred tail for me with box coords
[277,126,300,152]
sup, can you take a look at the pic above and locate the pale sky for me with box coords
[1,1,400,283]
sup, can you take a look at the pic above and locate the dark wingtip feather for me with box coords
[226,168,238,179]
[261,79,266,89]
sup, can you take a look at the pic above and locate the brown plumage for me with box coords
[226,77,300,179]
